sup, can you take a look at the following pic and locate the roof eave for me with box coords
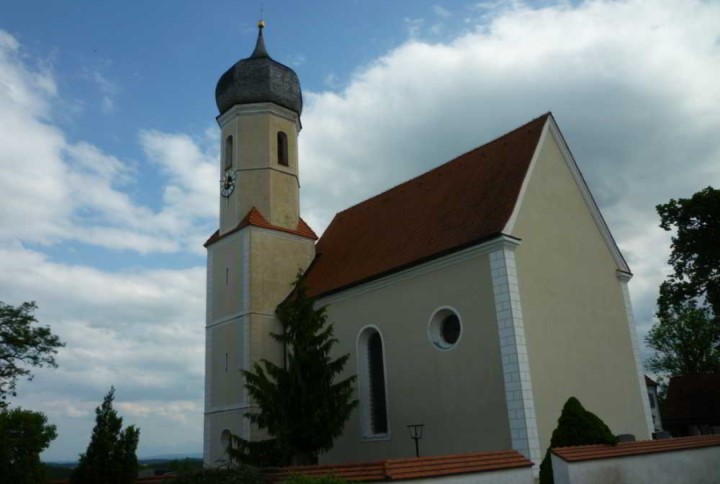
[311,233,521,300]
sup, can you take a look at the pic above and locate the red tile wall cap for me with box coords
[205,207,318,247]
[266,450,533,482]
[552,434,720,463]
[302,113,552,298]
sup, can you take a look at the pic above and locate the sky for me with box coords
[1,0,719,462]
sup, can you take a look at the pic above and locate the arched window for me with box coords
[357,326,389,437]
[220,429,231,454]
[277,131,288,166]
[368,332,388,434]
[224,136,233,170]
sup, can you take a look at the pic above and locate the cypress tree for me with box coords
[72,387,140,484]
[231,275,357,466]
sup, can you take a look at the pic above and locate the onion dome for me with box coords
[215,22,303,116]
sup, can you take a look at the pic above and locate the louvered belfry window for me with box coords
[367,331,388,434]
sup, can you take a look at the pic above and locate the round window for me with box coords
[428,307,463,350]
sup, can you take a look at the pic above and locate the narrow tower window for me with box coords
[224,136,233,170]
[277,131,288,166]
[357,327,389,437]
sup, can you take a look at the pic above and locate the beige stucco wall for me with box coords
[205,225,314,465]
[511,131,649,458]
[319,250,511,464]
[219,105,300,233]
[208,231,249,322]
[210,318,248,408]
[249,229,314,314]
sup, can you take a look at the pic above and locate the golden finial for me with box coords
[258,3,265,29]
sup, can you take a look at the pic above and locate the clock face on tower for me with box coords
[220,170,237,198]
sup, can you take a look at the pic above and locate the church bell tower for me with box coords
[204,22,317,466]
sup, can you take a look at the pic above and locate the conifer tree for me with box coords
[72,387,140,484]
[539,397,617,484]
[231,275,357,466]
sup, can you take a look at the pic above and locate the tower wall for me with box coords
[218,103,300,233]
[205,102,314,465]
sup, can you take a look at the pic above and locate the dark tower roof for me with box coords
[215,22,303,117]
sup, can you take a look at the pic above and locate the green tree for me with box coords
[539,397,617,484]
[646,303,720,375]
[0,301,65,407]
[231,276,357,466]
[72,387,140,484]
[656,187,720,320]
[0,407,57,484]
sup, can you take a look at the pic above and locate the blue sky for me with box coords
[1,0,720,462]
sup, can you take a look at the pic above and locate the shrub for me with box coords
[539,397,617,484]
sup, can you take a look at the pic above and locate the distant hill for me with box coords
[46,452,203,466]
[140,452,203,461]
[45,456,204,480]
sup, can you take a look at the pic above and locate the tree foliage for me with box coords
[0,301,64,406]
[646,303,720,375]
[646,187,720,378]
[231,276,357,466]
[72,387,140,484]
[0,406,57,484]
[656,186,720,320]
[539,397,617,484]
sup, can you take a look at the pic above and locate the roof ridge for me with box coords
[334,112,552,217]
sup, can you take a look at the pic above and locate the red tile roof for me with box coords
[303,113,550,298]
[205,207,318,247]
[552,434,720,462]
[266,450,533,482]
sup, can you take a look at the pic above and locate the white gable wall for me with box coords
[510,123,650,457]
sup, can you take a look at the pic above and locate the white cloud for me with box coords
[403,17,425,38]
[0,33,217,254]
[0,31,212,460]
[4,244,205,459]
[433,5,452,18]
[84,68,119,114]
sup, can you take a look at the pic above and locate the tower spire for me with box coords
[251,20,269,58]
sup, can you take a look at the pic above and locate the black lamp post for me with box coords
[407,424,424,457]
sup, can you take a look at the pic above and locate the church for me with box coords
[203,24,653,467]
